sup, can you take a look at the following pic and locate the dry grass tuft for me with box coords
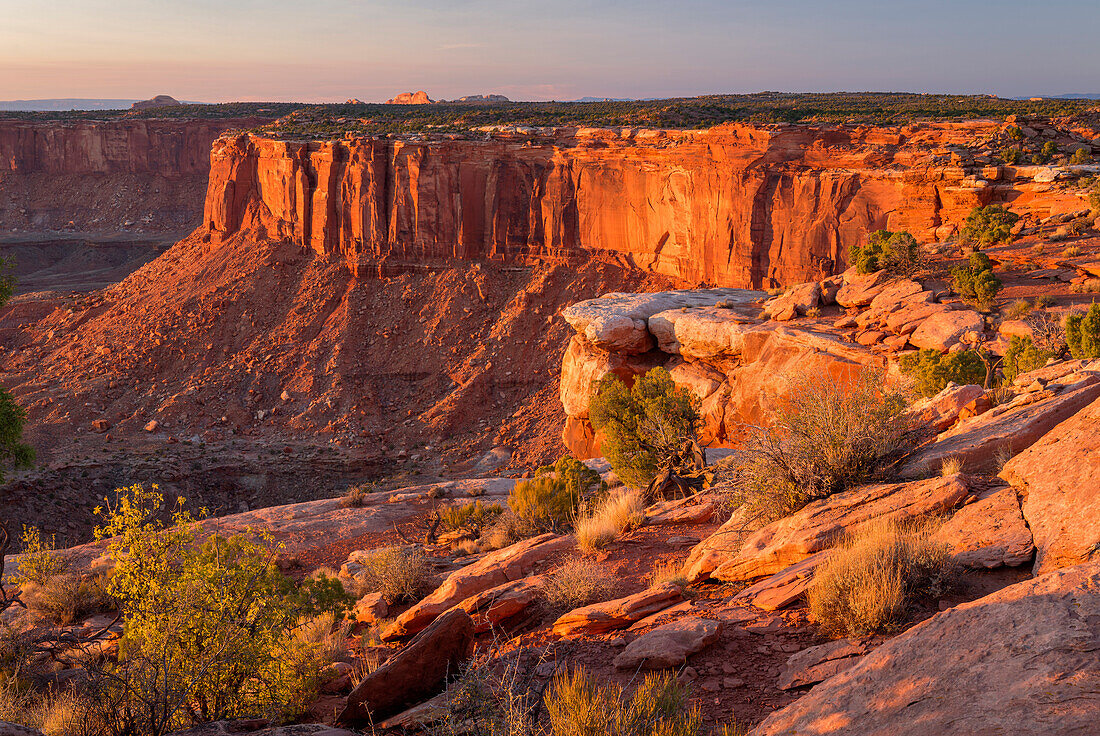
[807,519,956,637]
[939,457,963,477]
[648,559,689,591]
[542,558,617,614]
[348,547,433,603]
[546,667,702,736]
[341,483,375,508]
[23,573,112,626]
[575,491,644,553]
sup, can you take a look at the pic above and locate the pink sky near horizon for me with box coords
[2,0,1099,103]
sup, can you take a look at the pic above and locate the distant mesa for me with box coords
[385,91,433,105]
[451,94,510,104]
[345,98,366,105]
[130,95,182,110]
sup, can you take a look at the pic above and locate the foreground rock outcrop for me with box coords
[339,608,475,724]
[1001,393,1100,574]
[750,562,1100,736]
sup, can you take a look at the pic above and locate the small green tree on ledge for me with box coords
[589,367,699,489]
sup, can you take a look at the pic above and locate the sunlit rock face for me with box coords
[205,121,1079,288]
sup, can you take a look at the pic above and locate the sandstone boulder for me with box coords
[711,476,969,582]
[750,562,1100,736]
[648,308,762,359]
[732,550,832,611]
[682,506,755,583]
[383,533,572,640]
[932,486,1034,569]
[613,616,722,670]
[776,636,875,690]
[563,289,761,353]
[901,375,1100,476]
[835,270,890,308]
[763,282,821,319]
[905,382,988,431]
[1000,394,1100,574]
[353,592,388,624]
[339,608,474,724]
[552,583,684,636]
[457,574,545,633]
[908,309,984,351]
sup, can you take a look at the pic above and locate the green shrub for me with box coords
[952,251,1003,310]
[1002,299,1032,320]
[508,456,603,533]
[1000,147,1022,165]
[719,368,914,524]
[849,230,920,275]
[438,501,504,536]
[1071,147,1091,165]
[900,349,986,397]
[588,367,700,488]
[1002,335,1055,382]
[959,205,1018,249]
[11,526,67,586]
[1065,303,1100,359]
[546,668,701,736]
[807,519,955,637]
[91,483,352,733]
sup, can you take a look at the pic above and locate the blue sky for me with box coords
[1,0,1098,101]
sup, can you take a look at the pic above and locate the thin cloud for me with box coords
[439,42,487,50]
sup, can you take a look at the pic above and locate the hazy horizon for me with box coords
[3,1,1100,103]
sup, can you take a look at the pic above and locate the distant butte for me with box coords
[130,94,182,110]
[385,90,433,105]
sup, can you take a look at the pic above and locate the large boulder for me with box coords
[908,309,984,351]
[750,562,1100,736]
[552,582,685,636]
[682,506,755,582]
[339,608,475,725]
[905,382,989,431]
[1000,394,1100,574]
[901,375,1100,476]
[932,486,1034,569]
[835,269,891,308]
[383,533,572,640]
[562,289,761,353]
[711,476,969,582]
[457,574,545,633]
[612,616,722,670]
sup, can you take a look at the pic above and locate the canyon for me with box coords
[0,115,1096,538]
[0,107,1098,736]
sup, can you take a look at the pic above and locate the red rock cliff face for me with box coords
[0,118,266,232]
[204,122,1080,288]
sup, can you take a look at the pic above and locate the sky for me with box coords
[1,0,1099,103]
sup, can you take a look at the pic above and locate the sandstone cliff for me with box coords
[204,121,1091,289]
[0,118,266,232]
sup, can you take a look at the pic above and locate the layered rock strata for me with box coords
[203,121,1093,286]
